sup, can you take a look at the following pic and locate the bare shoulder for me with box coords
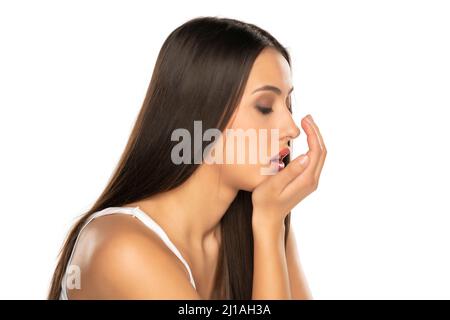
[67,213,200,299]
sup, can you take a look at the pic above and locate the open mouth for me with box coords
[270,147,290,171]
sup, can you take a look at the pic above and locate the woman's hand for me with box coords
[252,114,327,228]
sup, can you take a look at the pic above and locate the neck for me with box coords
[134,164,238,251]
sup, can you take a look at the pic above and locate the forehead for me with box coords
[244,47,292,94]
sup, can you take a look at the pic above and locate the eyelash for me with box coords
[256,105,273,115]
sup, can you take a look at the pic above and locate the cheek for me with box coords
[221,160,275,192]
[219,108,277,190]
[220,164,260,191]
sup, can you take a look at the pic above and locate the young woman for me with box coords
[48,16,327,300]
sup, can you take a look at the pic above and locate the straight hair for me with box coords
[48,16,292,300]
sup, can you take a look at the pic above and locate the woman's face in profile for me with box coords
[207,47,301,191]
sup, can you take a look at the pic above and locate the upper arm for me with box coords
[67,215,201,300]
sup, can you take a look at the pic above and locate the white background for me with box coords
[0,0,449,299]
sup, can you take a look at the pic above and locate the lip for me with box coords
[270,147,291,162]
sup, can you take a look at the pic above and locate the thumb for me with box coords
[272,154,310,192]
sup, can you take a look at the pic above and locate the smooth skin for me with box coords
[252,114,326,299]
[66,48,326,299]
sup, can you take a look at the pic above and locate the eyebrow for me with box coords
[251,85,294,95]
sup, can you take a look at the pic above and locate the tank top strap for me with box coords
[59,206,196,300]
[132,206,197,290]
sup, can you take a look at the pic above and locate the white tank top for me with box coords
[59,206,196,299]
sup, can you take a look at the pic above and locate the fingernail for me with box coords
[299,155,309,165]
[306,114,314,123]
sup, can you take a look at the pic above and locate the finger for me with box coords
[281,162,313,199]
[271,154,310,193]
[301,115,323,174]
[280,115,326,198]
[305,116,327,179]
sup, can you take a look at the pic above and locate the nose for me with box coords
[282,114,300,142]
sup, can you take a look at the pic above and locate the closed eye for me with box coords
[256,105,273,115]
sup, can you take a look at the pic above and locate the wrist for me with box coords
[252,211,285,237]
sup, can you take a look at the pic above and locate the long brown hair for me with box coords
[48,16,292,300]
